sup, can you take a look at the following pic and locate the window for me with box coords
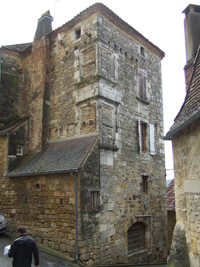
[140,123,146,153]
[142,175,148,194]
[75,29,81,40]
[16,145,23,156]
[91,191,100,209]
[138,121,156,155]
[140,46,145,56]
[128,222,145,253]
[139,70,147,100]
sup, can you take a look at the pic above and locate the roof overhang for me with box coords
[163,111,200,140]
[0,118,28,136]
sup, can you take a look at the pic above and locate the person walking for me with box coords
[8,226,39,267]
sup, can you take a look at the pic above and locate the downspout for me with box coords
[135,215,152,259]
[0,54,1,85]
[70,172,78,261]
[4,133,10,176]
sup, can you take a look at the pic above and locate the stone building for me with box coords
[166,179,176,254]
[164,4,200,267]
[0,3,167,265]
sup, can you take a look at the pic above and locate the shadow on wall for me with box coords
[167,221,190,267]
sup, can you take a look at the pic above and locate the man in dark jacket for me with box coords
[8,226,39,267]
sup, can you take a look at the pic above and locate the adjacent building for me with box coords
[165,4,200,267]
[166,179,175,254]
[0,3,167,265]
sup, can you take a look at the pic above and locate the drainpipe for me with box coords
[0,55,1,85]
[135,215,152,260]
[70,172,78,261]
[4,133,10,176]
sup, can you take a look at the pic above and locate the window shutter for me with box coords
[138,120,141,153]
[139,70,147,100]
[150,123,155,155]
[143,74,146,99]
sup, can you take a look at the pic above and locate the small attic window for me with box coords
[16,145,23,156]
[75,29,81,40]
[140,46,145,56]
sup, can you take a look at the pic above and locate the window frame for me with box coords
[140,46,145,56]
[142,175,148,194]
[90,191,100,210]
[75,29,81,40]
[16,145,23,156]
[138,120,156,155]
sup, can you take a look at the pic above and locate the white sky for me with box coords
[1,0,198,180]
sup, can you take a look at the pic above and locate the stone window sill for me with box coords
[128,248,148,257]
[136,96,150,105]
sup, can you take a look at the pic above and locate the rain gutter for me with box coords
[70,171,79,261]
[5,133,10,176]
[163,111,200,140]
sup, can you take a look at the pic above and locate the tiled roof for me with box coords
[7,134,98,177]
[167,179,175,211]
[164,46,200,140]
[1,43,32,52]
[0,118,28,136]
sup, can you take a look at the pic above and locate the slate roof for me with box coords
[167,179,175,212]
[164,46,200,140]
[0,43,32,52]
[7,134,98,177]
[0,118,28,136]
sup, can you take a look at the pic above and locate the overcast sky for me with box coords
[1,0,199,180]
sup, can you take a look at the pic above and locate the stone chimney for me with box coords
[34,11,53,41]
[29,11,53,152]
[183,4,200,91]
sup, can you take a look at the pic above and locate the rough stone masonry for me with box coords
[0,3,167,265]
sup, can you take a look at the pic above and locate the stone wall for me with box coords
[0,4,167,265]
[167,210,176,254]
[92,13,166,265]
[171,118,200,267]
[0,135,7,175]
[29,36,51,151]
[1,172,77,258]
[49,12,98,140]
[0,51,30,125]
[45,10,167,265]
[168,221,190,267]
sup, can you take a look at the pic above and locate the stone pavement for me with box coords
[0,232,167,267]
[0,232,82,267]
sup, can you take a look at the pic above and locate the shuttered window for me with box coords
[138,120,146,153]
[138,121,156,155]
[139,70,147,100]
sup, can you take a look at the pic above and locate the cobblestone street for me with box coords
[0,232,167,267]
